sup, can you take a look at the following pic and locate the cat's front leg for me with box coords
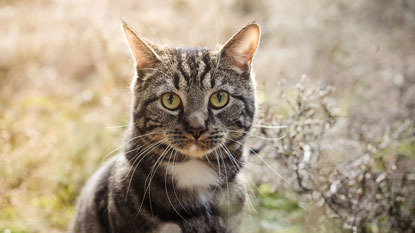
[213,175,247,233]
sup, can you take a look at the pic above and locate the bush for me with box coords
[247,78,415,233]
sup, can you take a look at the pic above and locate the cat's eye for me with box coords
[210,91,229,109]
[161,92,181,110]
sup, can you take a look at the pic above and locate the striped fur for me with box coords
[69,22,260,233]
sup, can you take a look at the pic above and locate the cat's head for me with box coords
[122,22,260,158]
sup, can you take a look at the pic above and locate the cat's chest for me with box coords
[167,159,219,202]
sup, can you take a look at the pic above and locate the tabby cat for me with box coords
[69,21,260,233]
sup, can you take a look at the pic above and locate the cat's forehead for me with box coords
[152,47,221,90]
[164,47,217,68]
[165,47,214,57]
[137,46,249,96]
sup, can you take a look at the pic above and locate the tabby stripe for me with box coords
[136,69,145,80]
[221,67,244,78]
[199,52,211,87]
[94,161,114,230]
[233,119,249,130]
[224,139,242,149]
[207,108,215,123]
[134,97,159,117]
[128,166,154,216]
[187,54,199,82]
[232,95,254,118]
[228,134,246,143]
[178,106,184,120]
[210,74,216,89]
[144,117,162,129]
[176,52,190,85]
[139,70,159,90]
[173,73,180,90]
[144,125,162,132]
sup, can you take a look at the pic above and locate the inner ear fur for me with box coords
[219,23,260,71]
[122,21,160,69]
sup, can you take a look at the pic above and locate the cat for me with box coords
[69,21,260,233]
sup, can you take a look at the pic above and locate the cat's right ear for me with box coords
[218,23,260,73]
[122,21,160,69]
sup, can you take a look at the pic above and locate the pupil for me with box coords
[217,93,222,102]
[168,95,173,104]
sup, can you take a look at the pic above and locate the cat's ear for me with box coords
[122,22,160,68]
[219,23,260,72]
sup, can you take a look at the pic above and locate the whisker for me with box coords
[219,142,257,214]
[204,149,220,194]
[123,135,169,164]
[204,152,215,167]
[227,129,286,141]
[106,124,130,129]
[216,146,231,221]
[144,144,172,195]
[252,124,288,129]
[240,174,258,214]
[126,138,168,179]
[170,150,190,214]
[224,136,295,187]
[147,145,174,215]
[164,146,190,224]
[228,117,287,130]
[219,143,240,169]
[136,143,172,215]
[125,138,168,203]
[213,149,222,187]
[102,131,165,161]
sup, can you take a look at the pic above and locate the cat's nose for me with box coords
[184,111,208,139]
[188,127,206,140]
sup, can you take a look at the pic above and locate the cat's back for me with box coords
[68,155,120,233]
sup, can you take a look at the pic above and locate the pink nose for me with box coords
[189,127,205,140]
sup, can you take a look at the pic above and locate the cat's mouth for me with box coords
[164,130,227,158]
[177,142,208,158]
[170,133,224,158]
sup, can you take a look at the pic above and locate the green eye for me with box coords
[210,91,229,109]
[161,92,181,110]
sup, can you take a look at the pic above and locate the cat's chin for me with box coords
[176,143,211,158]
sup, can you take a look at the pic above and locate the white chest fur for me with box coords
[168,159,219,189]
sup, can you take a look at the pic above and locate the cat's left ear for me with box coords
[122,21,160,69]
[219,23,260,72]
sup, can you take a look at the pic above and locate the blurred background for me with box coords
[0,0,414,232]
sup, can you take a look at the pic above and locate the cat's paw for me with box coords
[156,223,182,233]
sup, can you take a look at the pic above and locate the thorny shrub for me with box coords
[249,78,415,233]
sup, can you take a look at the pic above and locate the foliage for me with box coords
[247,78,415,233]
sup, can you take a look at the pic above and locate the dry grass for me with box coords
[0,0,414,232]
